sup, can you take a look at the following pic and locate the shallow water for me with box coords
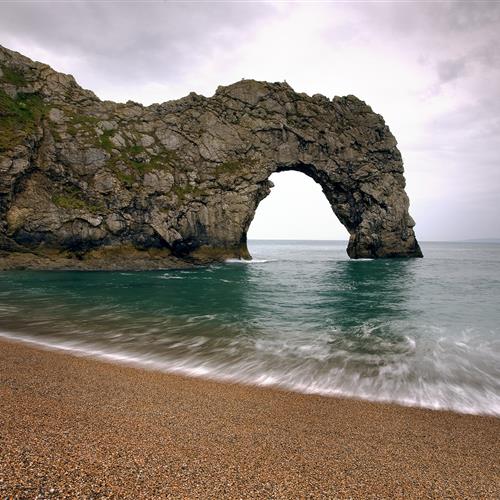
[1,240,499,416]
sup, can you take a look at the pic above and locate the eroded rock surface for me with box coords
[0,45,422,269]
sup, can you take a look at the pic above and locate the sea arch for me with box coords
[166,82,422,260]
[172,144,421,261]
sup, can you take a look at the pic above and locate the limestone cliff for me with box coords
[0,45,422,269]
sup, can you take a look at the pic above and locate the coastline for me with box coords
[0,249,194,271]
[1,338,499,498]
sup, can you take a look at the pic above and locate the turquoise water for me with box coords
[1,240,499,416]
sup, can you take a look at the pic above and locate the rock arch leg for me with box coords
[241,164,422,260]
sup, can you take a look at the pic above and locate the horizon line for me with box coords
[247,238,500,243]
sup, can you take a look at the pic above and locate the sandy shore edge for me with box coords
[1,337,499,498]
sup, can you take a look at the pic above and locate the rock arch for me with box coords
[167,81,422,260]
[0,45,421,269]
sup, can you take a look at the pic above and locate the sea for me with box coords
[0,240,499,416]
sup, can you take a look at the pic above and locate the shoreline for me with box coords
[1,338,499,498]
[0,243,249,271]
[1,329,498,418]
[0,250,196,271]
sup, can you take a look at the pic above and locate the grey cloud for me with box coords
[442,1,500,32]
[352,1,498,37]
[0,1,273,85]
[357,2,500,70]
[473,42,500,68]
[437,57,468,83]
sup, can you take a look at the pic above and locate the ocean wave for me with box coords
[1,329,499,417]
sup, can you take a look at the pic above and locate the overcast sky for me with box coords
[1,1,499,241]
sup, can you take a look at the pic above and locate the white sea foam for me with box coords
[225,258,269,264]
[2,329,499,417]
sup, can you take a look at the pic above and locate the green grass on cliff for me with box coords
[215,158,257,175]
[0,90,45,152]
[130,149,179,174]
[0,65,27,86]
[127,144,144,156]
[114,170,135,187]
[98,129,114,152]
[52,186,104,213]
[101,137,179,185]
[67,113,99,137]
[52,194,87,210]
[172,184,207,202]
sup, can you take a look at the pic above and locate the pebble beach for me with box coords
[1,338,499,499]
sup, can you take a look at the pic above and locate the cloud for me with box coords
[437,58,468,83]
[0,1,275,99]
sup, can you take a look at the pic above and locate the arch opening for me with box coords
[247,170,350,242]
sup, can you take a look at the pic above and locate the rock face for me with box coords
[0,45,422,269]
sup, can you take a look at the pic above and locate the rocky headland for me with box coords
[0,45,422,270]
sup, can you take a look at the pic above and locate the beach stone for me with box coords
[0,44,422,268]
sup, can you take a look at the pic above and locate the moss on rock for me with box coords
[0,90,45,151]
[0,65,27,86]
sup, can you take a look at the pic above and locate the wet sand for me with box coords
[0,338,499,499]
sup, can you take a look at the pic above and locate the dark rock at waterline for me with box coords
[0,45,422,270]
